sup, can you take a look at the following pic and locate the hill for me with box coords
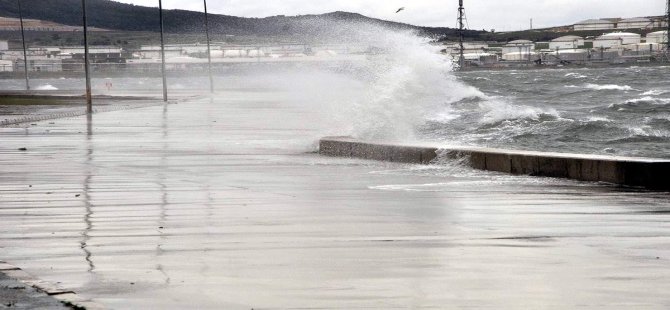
[0,0,483,41]
[0,16,108,31]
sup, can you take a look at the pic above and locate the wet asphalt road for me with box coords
[0,90,669,309]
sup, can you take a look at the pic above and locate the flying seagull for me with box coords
[396,7,405,13]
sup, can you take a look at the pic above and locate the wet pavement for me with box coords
[0,271,67,310]
[0,90,197,126]
[0,90,669,309]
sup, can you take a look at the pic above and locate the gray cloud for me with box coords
[113,0,666,30]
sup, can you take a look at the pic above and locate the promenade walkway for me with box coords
[1,90,669,309]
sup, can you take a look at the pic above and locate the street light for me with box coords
[204,0,214,93]
[16,0,29,91]
[159,0,168,102]
[81,0,92,113]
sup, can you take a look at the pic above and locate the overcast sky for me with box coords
[113,0,666,31]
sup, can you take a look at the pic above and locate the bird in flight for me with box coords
[396,7,405,13]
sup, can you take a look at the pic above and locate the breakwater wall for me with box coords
[319,137,670,190]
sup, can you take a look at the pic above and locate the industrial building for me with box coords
[593,32,641,49]
[549,35,585,50]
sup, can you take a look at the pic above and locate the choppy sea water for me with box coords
[420,66,670,159]
[1,64,669,159]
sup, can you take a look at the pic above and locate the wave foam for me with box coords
[584,83,633,91]
[642,89,668,96]
[35,84,58,90]
[479,98,561,124]
[565,72,587,79]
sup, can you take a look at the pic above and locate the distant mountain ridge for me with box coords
[0,0,480,39]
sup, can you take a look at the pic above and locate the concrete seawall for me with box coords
[319,137,670,190]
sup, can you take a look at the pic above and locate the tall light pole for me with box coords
[458,0,465,69]
[203,0,214,93]
[17,0,29,91]
[82,0,92,113]
[159,0,168,102]
[666,0,669,51]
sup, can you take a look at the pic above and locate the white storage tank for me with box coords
[502,51,537,61]
[247,50,265,57]
[617,17,653,29]
[574,19,615,31]
[223,50,247,58]
[645,30,668,44]
[314,50,337,57]
[593,32,641,49]
[0,59,13,72]
[554,49,589,62]
[621,43,664,55]
[502,40,534,55]
[549,35,585,50]
[209,50,224,58]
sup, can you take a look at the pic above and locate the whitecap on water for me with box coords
[479,98,561,124]
[609,97,670,110]
[564,72,587,79]
[35,84,58,90]
[584,83,633,91]
[642,89,667,96]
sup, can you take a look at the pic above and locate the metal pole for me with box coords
[159,0,168,102]
[458,0,465,69]
[82,0,92,113]
[203,0,214,93]
[666,0,669,51]
[17,0,29,91]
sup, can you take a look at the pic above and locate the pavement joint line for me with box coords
[0,261,106,309]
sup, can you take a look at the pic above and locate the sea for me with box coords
[1,28,669,159]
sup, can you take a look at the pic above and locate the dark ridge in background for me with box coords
[0,0,481,39]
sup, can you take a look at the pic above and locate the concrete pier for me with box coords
[320,136,670,190]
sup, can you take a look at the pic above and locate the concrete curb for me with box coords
[319,137,670,190]
[0,261,105,309]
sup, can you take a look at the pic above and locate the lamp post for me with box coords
[17,0,29,91]
[82,0,92,113]
[457,0,465,69]
[204,0,214,93]
[159,0,168,102]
